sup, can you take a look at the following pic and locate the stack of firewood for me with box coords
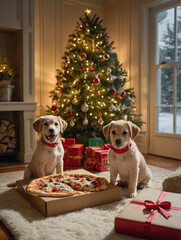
[0,119,16,153]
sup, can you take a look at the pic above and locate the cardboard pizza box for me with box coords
[16,169,122,217]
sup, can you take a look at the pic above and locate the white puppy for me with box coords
[103,120,151,198]
[24,115,67,179]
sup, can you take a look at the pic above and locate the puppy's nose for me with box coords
[49,128,54,134]
[115,139,121,145]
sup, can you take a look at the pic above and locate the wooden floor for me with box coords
[0,154,181,240]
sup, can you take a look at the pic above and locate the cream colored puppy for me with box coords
[24,115,67,179]
[103,120,151,198]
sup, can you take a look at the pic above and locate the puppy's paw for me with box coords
[125,191,137,198]
[137,183,147,189]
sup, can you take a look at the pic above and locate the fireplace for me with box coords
[0,0,36,163]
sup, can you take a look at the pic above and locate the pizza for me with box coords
[27,173,108,197]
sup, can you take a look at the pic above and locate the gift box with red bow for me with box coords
[115,188,181,240]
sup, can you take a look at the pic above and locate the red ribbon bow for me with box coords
[144,200,173,219]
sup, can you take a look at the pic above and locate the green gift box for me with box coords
[88,137,103,147]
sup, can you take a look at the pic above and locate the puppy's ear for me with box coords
[33,117,44,133]
[127,121,140,139]
[103,122,112,140]
[58,116,68,133]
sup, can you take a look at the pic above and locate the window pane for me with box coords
[157,8,175,64]
[176,107,181,134]
[157,67,173,105]
[176,6,181,61]
[157,107,173,133]
[176,66,181,106]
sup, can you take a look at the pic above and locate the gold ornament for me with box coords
[69,119,75,126]
[81,102,89,112]
[83,117,89,125]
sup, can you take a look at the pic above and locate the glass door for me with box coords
[149,4,181,159]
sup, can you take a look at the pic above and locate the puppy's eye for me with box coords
[44,122,48,126]
[55,122,59,126]
[112,130,116,135]
[123,131,128,135]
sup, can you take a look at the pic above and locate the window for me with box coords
[156,5,181,134]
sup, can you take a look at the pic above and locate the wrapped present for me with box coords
[62,138,76,150]
[64,155,82,166]
[115,188,181,240]
[95,150,109,172]
[67,144,84,156]
[88,137,103,147]
[84,157,97,170]
[86,146,103,158]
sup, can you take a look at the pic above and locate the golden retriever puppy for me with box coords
[24,115,67,179]
[103,120,151,198]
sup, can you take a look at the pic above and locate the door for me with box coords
[150,3,181,159]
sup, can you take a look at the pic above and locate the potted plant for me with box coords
[0,57,16,102]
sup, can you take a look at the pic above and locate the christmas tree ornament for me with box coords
[85,9,91,15]
[107,68,111,73]
[121,90,126,97]
[77,26,83,31]
[93,76,100,84]
[118,76,123,81]
[51,105,57,111]
[81,66,85,71]
[83,117,89,125]
[109,104,116,111]
[81,102,89,112]
[91,65,96,70]
[103,53,110,60]
[110,88,117,95]
[98,117,104,125]
[69,119,75,126]
[65,106,69,112]
[82,53,86,59]
[67,112,73,118]
[109,79,114,84]
[72,98,78,105]
[117,94,122,100]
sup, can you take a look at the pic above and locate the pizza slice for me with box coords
[27,173,108,197]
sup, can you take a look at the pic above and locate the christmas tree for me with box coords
[47,9,143,138]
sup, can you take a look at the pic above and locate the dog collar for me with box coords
[41,137,59,148]
[109,143,132,154]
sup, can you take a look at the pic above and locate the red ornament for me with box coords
[82,53,86,59]
[70,71,73,76]
[121,90,126,97]
[52,105,57,111]
[77,26,83,31]
[110,88,116,95]
[117,94,122,100]
[91,66,96,70]
[109,79,114,84]
[93,76,100,84]
[81,66,85,71]
[118,76,123,81]
[67,112,73,118]
[103,54,110,60]
[95,93,98,96]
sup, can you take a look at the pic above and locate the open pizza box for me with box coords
[16,169,122,217]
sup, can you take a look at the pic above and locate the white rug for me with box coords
[0,165,173,240]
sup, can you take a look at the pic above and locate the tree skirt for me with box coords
[0,165,173,240]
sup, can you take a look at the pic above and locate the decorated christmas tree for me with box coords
[47,9,143,138]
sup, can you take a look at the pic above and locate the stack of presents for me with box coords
[62,137,109,172]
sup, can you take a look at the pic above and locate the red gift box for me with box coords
[67,144,84,156]
[95,150,109,172]
[62,138,76,150]
[115,188,181,240]
[64,155,82,166]
[84,157,97,170]
[86,146,103,158]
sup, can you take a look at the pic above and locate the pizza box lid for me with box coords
[16,169,122,217]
